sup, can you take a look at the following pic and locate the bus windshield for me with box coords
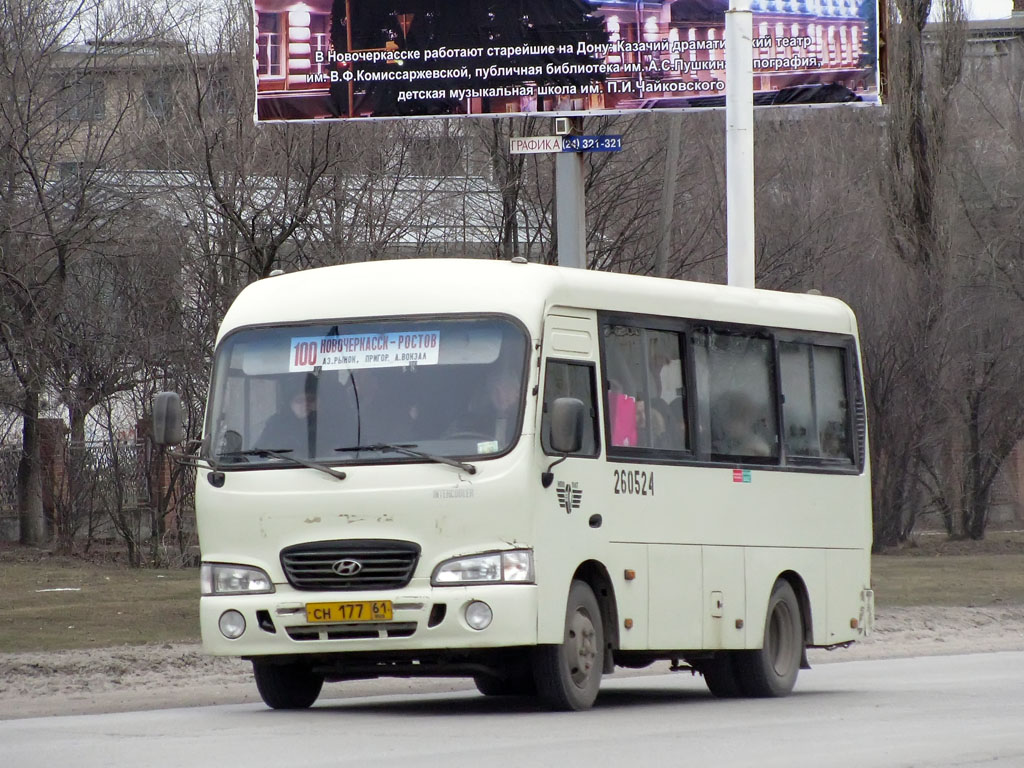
[204,316,528,467]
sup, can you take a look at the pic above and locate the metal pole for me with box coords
[655,115,682,278]
[345,0,354,117]
[555,118,586,269]
[725,0,755,288]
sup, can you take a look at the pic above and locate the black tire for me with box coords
[734,580,803,697]
[252,659,324,710]
[532,580,604,711]
[473,673,537,697]
[701,652,745,698]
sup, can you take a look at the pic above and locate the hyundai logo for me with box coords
[331,559,363,577]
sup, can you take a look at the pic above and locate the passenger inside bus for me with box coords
[446,363,521,444]
[605,326,687,450]
[604,332,642,447]
[647,341,687,450]
[650,397,687,450]
[635,398,665,445]
[712,391,772,457]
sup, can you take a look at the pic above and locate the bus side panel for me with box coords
[826,548,871,645]
[743,547,828,648]
[647,544,702,650]
[607,543,650,650]
[701,546,747,649]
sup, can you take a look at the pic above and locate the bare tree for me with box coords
[918,36,1024,540]
[869,0,966,547]
[0,0,173,545]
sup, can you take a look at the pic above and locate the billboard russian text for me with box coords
[253,0,879,123]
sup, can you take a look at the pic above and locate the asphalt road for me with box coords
[4,651,1023,768]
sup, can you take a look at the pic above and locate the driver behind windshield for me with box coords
[256,376,319,456]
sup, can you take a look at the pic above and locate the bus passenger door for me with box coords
[536,311,633,641]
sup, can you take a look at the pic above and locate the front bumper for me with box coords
[200,581,539,657]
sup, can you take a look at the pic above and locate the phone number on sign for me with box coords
[563,135,622,152]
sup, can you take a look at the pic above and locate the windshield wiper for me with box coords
[335,443,477,475]
[219,448,347,481]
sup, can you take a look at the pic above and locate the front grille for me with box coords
[280,539,421,591]
[287,622,418,641]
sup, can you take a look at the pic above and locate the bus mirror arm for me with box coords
[541,454,568,489]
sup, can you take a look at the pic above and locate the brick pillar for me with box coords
[37,418,68,537]
[1015,443,1024,524]
[138,418,179,535]
[1016,0,1024,13]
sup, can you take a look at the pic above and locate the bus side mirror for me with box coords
[153,392,184,446]
[550,397,585,455]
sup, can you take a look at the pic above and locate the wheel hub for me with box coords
[567,609,597,686]
[768,602,797,676]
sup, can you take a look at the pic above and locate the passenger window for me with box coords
[813,347,852,460]
[694,330,779,460]
[779,343,817,456]
[780,342,852,462]
[603,325,687,451]
[541,361,598,456]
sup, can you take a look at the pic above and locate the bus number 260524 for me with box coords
[613,469,654,496]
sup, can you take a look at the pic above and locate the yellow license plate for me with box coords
[305,600,393,623]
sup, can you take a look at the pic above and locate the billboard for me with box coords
[253,0,879,123]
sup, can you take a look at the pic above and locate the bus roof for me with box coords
[220,259,858,341]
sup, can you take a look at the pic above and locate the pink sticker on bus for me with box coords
[609,393,638,447]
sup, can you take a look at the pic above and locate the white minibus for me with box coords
[154,258,873,711]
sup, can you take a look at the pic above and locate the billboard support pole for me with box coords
[345,0,354,117]
[555,117,586,269]
[725,0,755,288]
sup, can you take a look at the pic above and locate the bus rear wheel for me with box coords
[701,653,745,698]
[252,659,324,710]
[735,580,803,697]
[532,580,604,711]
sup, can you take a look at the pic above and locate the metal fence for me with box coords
[0,439,197,565]
[0,444,19,540]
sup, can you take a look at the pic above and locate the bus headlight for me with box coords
[432,550,534,586]
[201,563,275,596]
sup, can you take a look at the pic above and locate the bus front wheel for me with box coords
[253,659,324,709]
[735,579,803,697]
[473,673,537,697]
[532,580,604,711]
